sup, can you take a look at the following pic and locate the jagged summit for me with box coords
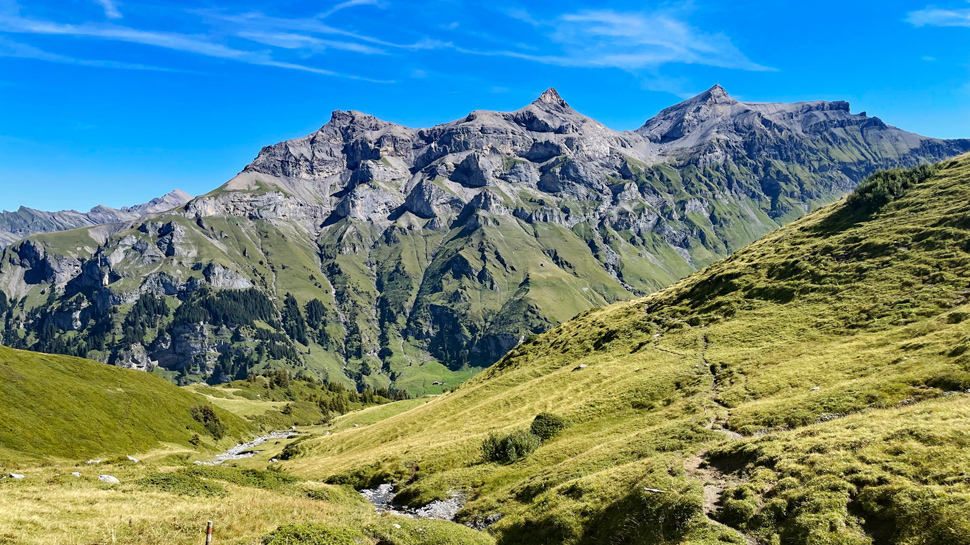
[324,109,401,133]
[700,84,734,103]
[533,87,568,109]
[637,84,891,148]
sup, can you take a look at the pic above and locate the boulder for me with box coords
[98,475,120,483]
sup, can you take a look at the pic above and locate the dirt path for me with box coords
[699,333,743,439]
[683,333,757,543]
[684,450,758,545]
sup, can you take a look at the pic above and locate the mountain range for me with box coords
[0,86,967,393]
[0,189,193,248]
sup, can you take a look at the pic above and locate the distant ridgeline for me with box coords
[0,190,192,248]
[0,87,967,395]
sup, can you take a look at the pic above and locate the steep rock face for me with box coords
[0,87,967,393]
[0,190,193,248]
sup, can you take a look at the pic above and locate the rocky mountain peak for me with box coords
[635,85,743,144]
[533,87,568,109]
[705,84,730,100]
[683,84,738,109]
[327,109,394,132]
[121,189,193,215]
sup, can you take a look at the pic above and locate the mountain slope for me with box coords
[0,88,966,394]
[281,155,970,545]
[0,345,251,461]
[0,189,192,248]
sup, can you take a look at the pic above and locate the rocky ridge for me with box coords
[0,190,193,248]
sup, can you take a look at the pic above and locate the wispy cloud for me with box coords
[639,74,696,99]
[0,2,766,88]
[0,36,172,70]
[194,9,448,52]
[317,0,383,19]
[0,14,394,81]
[93,0,121,20]
[481,8,772,72]
[236,31,388,54]
[907,6,970,27]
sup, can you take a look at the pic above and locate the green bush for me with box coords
[326,460,411,489]
[158,453,192,465]
[304,485,371,507]
[190,404,227,440]
[138,472,228,497]
[279,437,309,461]
[846,164,936,215]
[263,524,364,545]
[482,429,541,464]
[182,465,300,491]
[530,413,570,441]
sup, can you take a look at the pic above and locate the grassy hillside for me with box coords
[0,346,252,461]
[280,155,970,544]
[186,370,403,429]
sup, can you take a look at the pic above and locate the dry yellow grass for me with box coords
[0,460,491,545]
[0,467,338,544]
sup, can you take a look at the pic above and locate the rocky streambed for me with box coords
[196,431,294,466]
[360,484,465,521]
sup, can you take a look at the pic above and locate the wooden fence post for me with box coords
[205,521,213,544]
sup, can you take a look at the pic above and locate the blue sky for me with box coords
[0,0,968,212]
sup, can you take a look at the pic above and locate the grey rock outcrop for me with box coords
[202,264,252,290]
[113,344,156,372]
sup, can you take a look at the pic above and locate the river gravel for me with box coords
[360,483,465,521]
[195,431,293,465]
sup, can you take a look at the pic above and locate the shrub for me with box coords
[159,453,191,466]
[279,437,308,461]
[262,524,364,545]
[326,460,411,489]
[305,485,371,507]
[190,404,226,440]
[530,413,570,441]
[182,465,299,491]
[482,429,541,464]
[139,472,228,497]
[846,164,937,215]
